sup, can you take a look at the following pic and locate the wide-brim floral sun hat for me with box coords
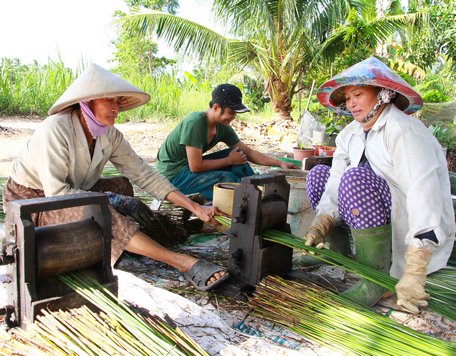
[316,56,423,116]
[48,63,150,115]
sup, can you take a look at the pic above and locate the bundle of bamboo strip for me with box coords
[0,306,161,355]
[56,272,208,356]
[149,193,205,240]
[1,274,207,355]
[215,215,456,322]
[250,276,456,355]
[136,194,205,247]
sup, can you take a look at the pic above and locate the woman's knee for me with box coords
[306,165,331,209]
[308,164,330,179]
[92,176,134,196]
[340,167,365,185]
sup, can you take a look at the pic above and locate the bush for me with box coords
[416,75,452,103]
[421,89,449,103]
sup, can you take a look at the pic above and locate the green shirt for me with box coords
[156,111,240,180]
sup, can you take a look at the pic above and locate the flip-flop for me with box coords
[184,259,230,291]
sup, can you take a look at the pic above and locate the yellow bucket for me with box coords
[212,182,239,216]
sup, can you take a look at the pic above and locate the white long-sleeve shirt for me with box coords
[11,108,176,201]
[317,104,455,278]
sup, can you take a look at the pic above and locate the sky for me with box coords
[0,0,219,70]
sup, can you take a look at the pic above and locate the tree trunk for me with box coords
[375,0,387,57]
[269,77,293,121]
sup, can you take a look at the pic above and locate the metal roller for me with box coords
[258,196,288,232]
[36,219,103,278]
[220,173,293,298]
[0,192,115,328]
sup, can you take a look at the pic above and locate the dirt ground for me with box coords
[0,116,170,176]
[0,115,298,177]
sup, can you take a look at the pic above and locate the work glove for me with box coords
[107,192,154,227]
[396,241,434,314]
[304,214,336,249]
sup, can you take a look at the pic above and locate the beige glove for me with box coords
[396,242,433,314]
[304,214,336,249]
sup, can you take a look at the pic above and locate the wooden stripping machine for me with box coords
[0,192,116,328]
[220,173,293,297]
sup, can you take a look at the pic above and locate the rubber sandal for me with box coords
[184,259,230,291]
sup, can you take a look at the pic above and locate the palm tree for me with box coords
[119,0,424,120]
[318,0,425,64]
[404,0,456,72]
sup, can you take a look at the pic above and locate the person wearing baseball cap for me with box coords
[301,57,454,313]
[209,83,250,113]
[156,83,297,201]
[3,63,229,291]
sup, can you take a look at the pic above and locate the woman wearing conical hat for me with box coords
[303,57,454,313]
[2,64,228,291]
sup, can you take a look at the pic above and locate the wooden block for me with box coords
[304,156,333,170]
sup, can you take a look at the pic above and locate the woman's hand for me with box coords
[304,214,337,248]
[396,241,434,314]
[165,190,219,223]
[192,204,218,222]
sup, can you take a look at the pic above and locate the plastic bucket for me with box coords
[269,169,315,236]
[213,182,265,216]
[213,182,239,216]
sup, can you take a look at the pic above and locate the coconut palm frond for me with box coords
[118,8,229,61]
[227,40,275,74]
[318,26,350,61]
[387,58,427,79]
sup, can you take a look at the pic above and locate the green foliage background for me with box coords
[0,0,455,144]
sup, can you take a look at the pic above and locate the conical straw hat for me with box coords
[48,63,150,115]
[317,57,423,116]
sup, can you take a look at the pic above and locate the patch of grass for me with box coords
[1,58,285,124]
[0,58,76,116]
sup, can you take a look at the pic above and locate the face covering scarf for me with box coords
[80,101,109,139]
[338,88,397,123]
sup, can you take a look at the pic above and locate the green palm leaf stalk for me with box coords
[250,276,456,355]
[59,272,208,356]
[215,215,456,322]
[0,304,206,356]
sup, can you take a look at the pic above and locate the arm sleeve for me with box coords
[109,130,177,201]
[180,119,206,149]
[37,122,84,196]
[387,120,444,244]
